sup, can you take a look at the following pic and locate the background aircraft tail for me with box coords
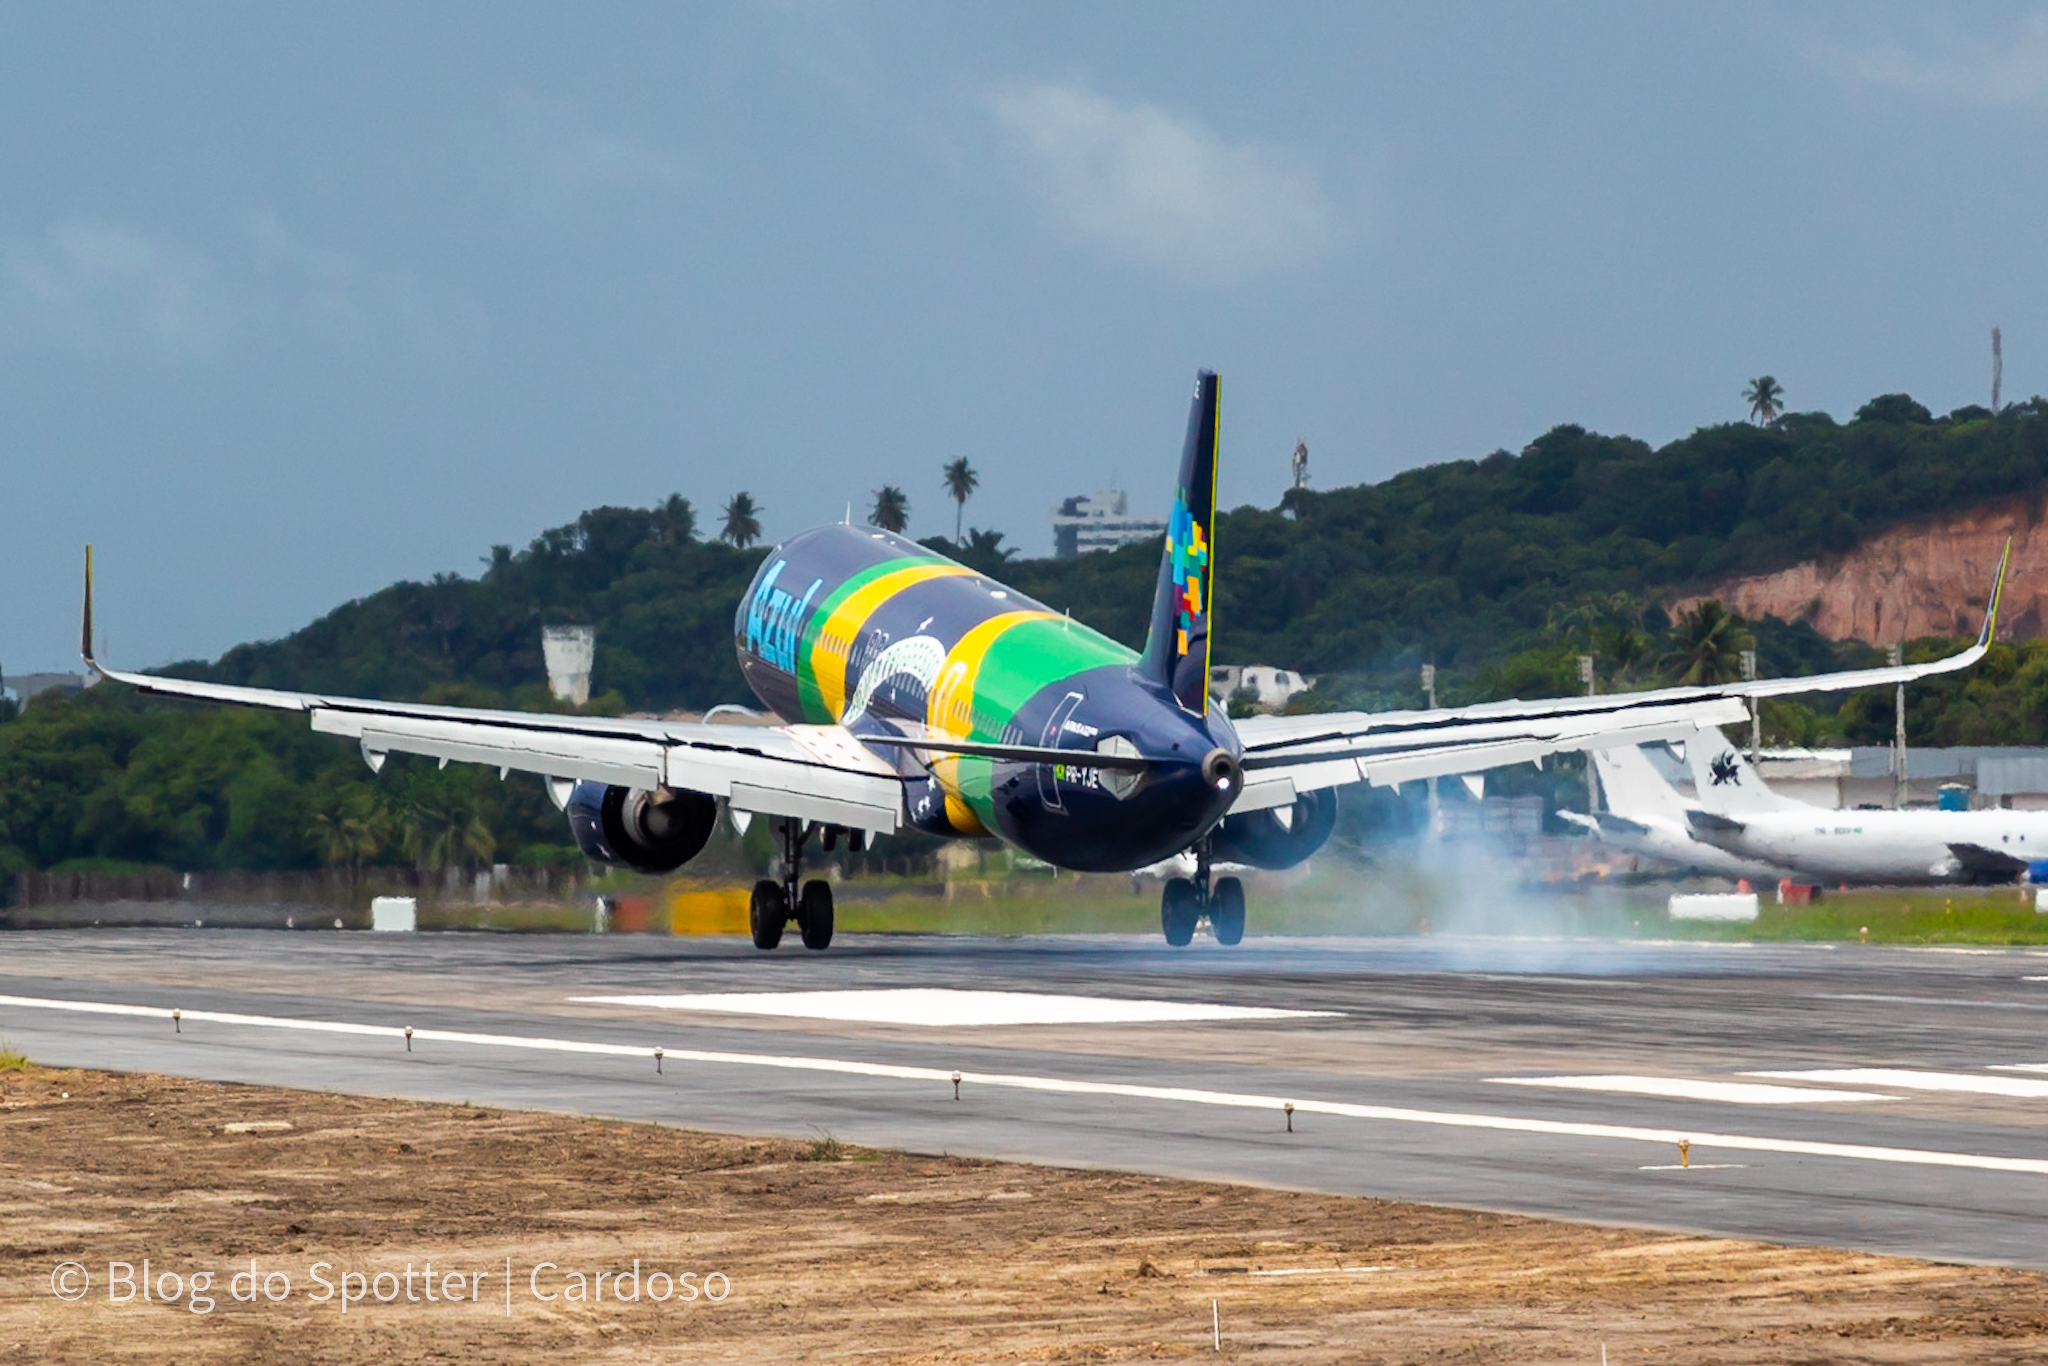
[1683,724,1808,814]
[1590,744,1690,820]
[1139,371,1220,714]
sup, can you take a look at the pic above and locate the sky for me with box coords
[4,1,2047,673]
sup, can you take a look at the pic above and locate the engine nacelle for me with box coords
[1208,788,1338,870]
[565,781,718,874]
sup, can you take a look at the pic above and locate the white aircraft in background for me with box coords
[1682,727,2048,885]
[1558,743,1785,881]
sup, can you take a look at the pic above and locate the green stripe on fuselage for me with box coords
[949,617,1136,829]
[792,552,941,723]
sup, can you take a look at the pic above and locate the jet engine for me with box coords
[564,781,718,873]
[1208,788,1338,870]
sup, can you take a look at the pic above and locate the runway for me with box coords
[5,929,2048,1267]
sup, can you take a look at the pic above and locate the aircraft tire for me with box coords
[798,879,835,951]
[749,879,786,950]
[1161,878,1199,947]
[1211,876,1246,946]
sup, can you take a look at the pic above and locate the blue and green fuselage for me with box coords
[736,524,1242,872]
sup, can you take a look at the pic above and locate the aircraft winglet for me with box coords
[1977,536,2013,648]
[80,545,97,674]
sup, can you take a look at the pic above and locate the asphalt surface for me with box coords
[4,928,2048,1267]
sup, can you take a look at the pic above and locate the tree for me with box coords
[1660,600,1756,686]
[1546,592,1651,685]
[941,457,979,544]
[305,784,387,876]
[655,494,697,544]
[1743,376,1784,425]
[870,485,909,533]
[721,492,762,548]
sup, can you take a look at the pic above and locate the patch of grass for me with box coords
[0,1041,31,1071]
[801,1129,847,1162]
[1660,887,2048,946]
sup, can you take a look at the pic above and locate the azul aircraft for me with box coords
[82,373,2012,949]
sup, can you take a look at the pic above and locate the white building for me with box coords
[1049,490,1166,559]
[542,626,596,706]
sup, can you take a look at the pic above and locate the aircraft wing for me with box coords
[86,658,908,832]
[79,560,903,832]
[1948,842,2029,881]
[1231,693,1751,811]
[1233,540,2013,813]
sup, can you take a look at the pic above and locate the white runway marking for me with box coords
[567,988,1338,1027]
[1750,1069,2048,1099]
[1489,1075,1894,1105]
[6,993,2048,1176]
[1638,1163,1747,1171]
[1814,993,2048,1011]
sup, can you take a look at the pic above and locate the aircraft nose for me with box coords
[1201,747,1241,796]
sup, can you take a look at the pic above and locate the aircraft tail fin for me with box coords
[1139,370,1220,713]
[1682,724,1807,814]
[1590,744,1689,820]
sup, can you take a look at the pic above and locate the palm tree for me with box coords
[941,458,979,543]
[305,786,387,877]
[721,492,762,548]
[870,485,909,533]
[1660,600,1756,686]
[1743,376,1784,425]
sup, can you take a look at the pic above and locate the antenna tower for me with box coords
[1290,440,1308,491]
[1993,325,2004,413]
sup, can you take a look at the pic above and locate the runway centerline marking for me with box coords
[7,992,2048,1177]
[1813,993,2048,1011]
[1748,1069,2048,1099]
[567,988,1338,1028]
[1490,1076,1894,1105]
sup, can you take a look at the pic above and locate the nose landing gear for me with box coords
[1160,839,1245,947]
[750,816,838,951]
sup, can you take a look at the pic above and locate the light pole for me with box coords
[1578,655,1597,813]
[1888,643,1907,809]
[1421,663,1440,838]
[1739,649,1759,762]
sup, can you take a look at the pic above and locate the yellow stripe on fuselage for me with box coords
[812,563,974,720]
[926,609,1057,836]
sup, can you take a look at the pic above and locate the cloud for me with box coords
[510,94,696,192]
[985,81,1335,281]
[543,130,693,189]
[2,214,433,360]
[4,219,226,355]
[1820,12,2048,106]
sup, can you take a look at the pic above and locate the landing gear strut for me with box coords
[750,817,835,951]
[1161,839,1244,947]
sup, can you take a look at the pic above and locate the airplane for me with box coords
[1681,724,2048,884]
[79,372,2014,950]
[1557,743,1786,881]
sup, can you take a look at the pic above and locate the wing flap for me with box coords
[1241,699,1746,794]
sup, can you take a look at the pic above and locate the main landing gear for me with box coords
[1160,839,1244,948]
[750,817,864,951]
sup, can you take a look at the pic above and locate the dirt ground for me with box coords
[2,1066,2045,1363]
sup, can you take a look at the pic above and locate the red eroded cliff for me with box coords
[1669,495,2043,643]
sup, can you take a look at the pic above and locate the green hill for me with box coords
[182,390,2048,708]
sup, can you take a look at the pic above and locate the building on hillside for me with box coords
[5,672,90,709]
[1049,490,1165,559]
[542,626,595,706]
[1208,664,1318,713]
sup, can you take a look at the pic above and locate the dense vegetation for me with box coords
[9,389,2048,874]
